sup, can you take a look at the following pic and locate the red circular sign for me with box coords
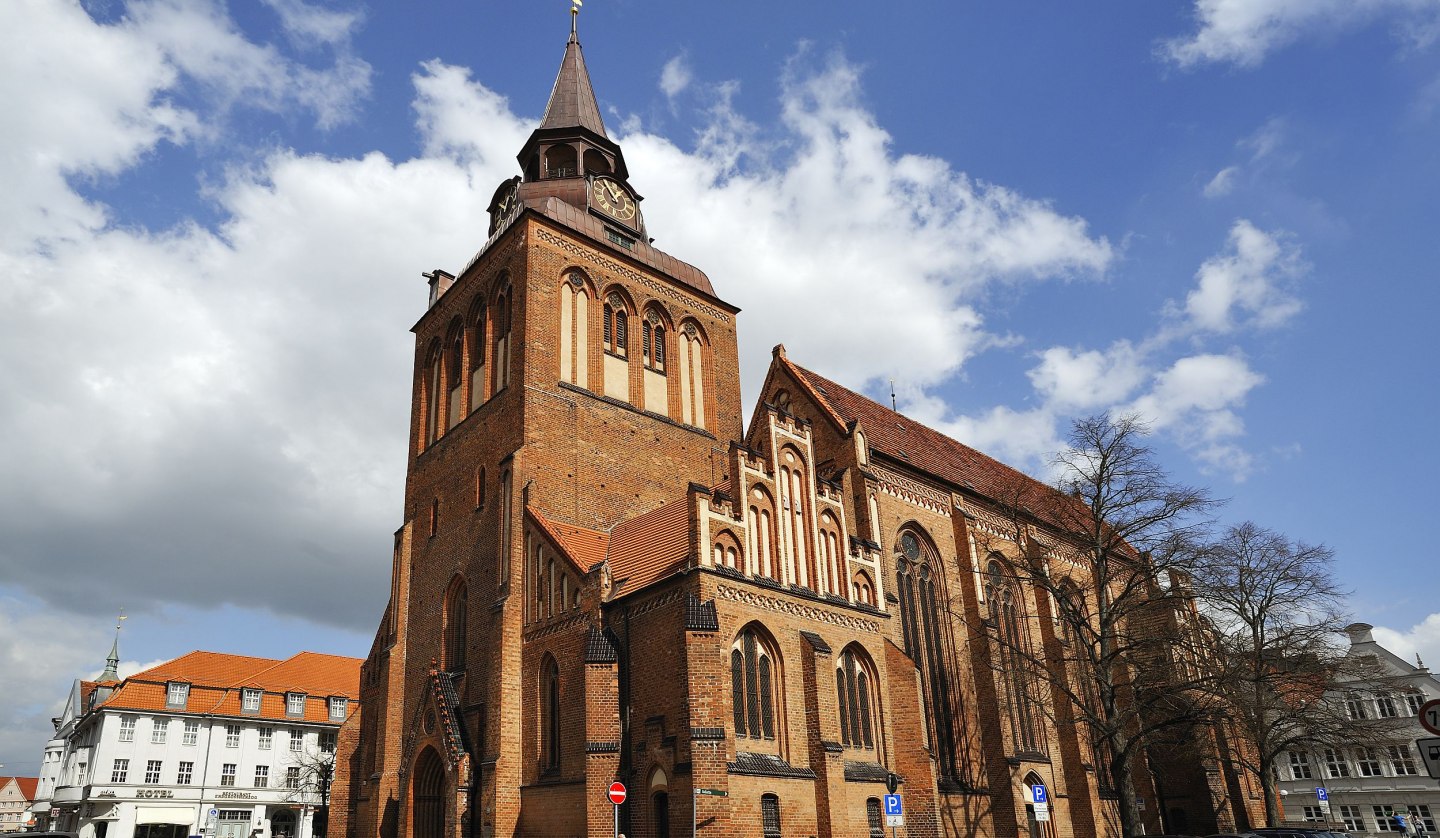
[1421,699,1440,736]
[608,781,627,805]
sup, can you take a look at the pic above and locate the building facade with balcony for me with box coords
[1277,623,1440,836]
[30,645,359,838]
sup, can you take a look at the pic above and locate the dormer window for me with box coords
[329,697,348,720]
[286,692,306,717]
[241,688,262,713]
[166,682,190,709]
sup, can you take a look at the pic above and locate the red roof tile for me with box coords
[607,499,692,595]
[780,356,1076,525]
[528,507,610,572]
[2,777,39,800]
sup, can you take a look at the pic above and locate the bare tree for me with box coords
[1187,522,1392,827]
[280,744,336,838]
[980,413,1221,838]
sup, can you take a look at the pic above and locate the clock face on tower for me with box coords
[590,176,637,225]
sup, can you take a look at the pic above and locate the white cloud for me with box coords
[1203,165,1240,198]
[1181,219,1305,333]
[659,54,692,100]
[1127,353,1265,477]
[1029,342,1148,410]
[1373,614,1440,670]
[261,0,364,48]
[1163,0,1440,68]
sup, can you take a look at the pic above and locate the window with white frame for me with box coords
[1389,744,1419,775]
[150,720,167,744]
[258,726,273,750]
[1356,747,1384,776]
[220,764,236,786]
[286,693,306,717]
[329,697,348,720]
[321,731,336,753]
[177,762,194,785]
[1376,807,1403,832]
[1290,751,1313,779]
[145,760,162,784]
[289,729,304,752]
[166,682,190,707]
[225,724,241,748]
[1407,805,1436,832]
[242,688,262,713]
[182,720,199,745]
[1340,806,1364,832]
[286,767,301,790]
[1324,748,1351,778]
[1346,696,1369,720]
[111,759,128,783]
[1377,693,1399,718]
[1407,693,1426,715]
[118,716,136,742]
[1302,806,1326,822]
[253,766,269,788]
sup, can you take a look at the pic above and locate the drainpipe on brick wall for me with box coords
[617,607,633,837]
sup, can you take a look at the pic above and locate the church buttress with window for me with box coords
[333,13,1265,838]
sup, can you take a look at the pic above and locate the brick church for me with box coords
[335,15,1264,838]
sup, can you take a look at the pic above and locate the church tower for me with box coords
[346,11,744,838]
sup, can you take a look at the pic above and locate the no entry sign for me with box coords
[607,781,627,805]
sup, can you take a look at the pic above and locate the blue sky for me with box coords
[2,0,1439,773]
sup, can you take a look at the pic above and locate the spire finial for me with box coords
[570,0,581,42]
[101,610,126,681]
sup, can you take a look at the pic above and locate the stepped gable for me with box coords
[605,498,691,596]
[780,355,1079,527]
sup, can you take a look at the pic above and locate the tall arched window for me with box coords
[559,274,589,388]
[540,655,560,771]
[602,293,630,401]
[423,340,443,448]
[836,646,876,750]
[895,529,961,780]
[641,309,669,415]
[678,321,707,428]
[818,511,842,596]
[747,487,777,580]
[443,577,467,672]
[730,627,779,742]
[986,558,1046,754]
[777,447,812,589]
[760,794,782,838]
[468,299,487,410]
[1056,579,1111,787]
[492,283,512,392]
[445,318,465,430]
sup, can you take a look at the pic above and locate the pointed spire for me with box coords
[100,611,126,681]
[539,4,608,139]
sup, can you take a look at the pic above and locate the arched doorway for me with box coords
[649,766,670,838]
[411,747,446,838]
[269,809,297,838]
[1023,773,1056,838]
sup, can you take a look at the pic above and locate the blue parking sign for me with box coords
[1033,785,1048,804]
[884,794,903,815]
[1316,788,1328,802]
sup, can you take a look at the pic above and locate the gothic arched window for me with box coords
[603,295,627,357]
[678,321,708,429]
[540,655,560,771]
[747,487,778,580]
[468,299,488,410]
[730,627,779,741]
[443,577,467,672]
[445,317,465,430]
[558,274,590,388]
[492,283,512,392]
[836,646,876,749]
[423,340,443,448]
[895,528,961,780]
[986,558,1046,755]
[642,315,666,372]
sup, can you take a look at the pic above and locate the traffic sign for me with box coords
[1316,788,1328,802]
[208,809,218,819]
[1034,802,1051,822]
[884,793,904,826]
[1421,699,1440,736]
[1032,784,1048,804]
[1417,737,1440,779]
[607,781,627,805]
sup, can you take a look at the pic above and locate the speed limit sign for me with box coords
[1421,699,1440,736]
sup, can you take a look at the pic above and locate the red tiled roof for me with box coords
[97,650,361,724]
[607,499,692,595]
[780,356,1076,524]
[1,777,39,800]
[528,507,610,572]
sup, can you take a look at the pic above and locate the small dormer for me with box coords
[165,681,190,710]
